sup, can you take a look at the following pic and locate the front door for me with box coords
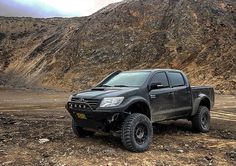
[149,72,175,121]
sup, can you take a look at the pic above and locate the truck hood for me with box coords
[74,87,139,99]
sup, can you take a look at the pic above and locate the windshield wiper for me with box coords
[113,85,129,87]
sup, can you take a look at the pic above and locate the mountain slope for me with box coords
[0,0,235,93]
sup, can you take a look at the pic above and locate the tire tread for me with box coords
[121,113,153,152]
[192,106,210,133]
[72,119,95,137]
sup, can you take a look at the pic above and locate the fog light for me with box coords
[69,103,73,108]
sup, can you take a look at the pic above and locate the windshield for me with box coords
[101,71,150,87]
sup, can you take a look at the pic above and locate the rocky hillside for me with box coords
[0,0,235,93]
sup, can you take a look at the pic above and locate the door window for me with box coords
[151,72,169,88]
[168,72,185,87]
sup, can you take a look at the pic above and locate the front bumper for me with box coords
[65,101,125,131]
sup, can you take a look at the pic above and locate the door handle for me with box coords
[150,94,156,99]
[168,92,174,95]
[185,91,190,94]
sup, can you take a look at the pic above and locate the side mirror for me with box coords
[150,82,164,90]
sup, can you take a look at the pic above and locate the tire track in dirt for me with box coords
[212,110,236,122]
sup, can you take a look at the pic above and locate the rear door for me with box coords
[149,72,175,121]
[167,71,192,117]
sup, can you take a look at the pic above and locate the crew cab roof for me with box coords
[122,69,183,73]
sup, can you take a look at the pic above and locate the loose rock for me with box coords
[39,138,50,144]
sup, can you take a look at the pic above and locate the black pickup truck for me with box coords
[66,69,214,152]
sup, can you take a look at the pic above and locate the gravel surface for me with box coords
[0,88,235,165]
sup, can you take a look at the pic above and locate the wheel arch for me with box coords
[191,95,211,116]
[124,97,152,120]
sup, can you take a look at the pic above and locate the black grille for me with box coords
[71,98,100,110]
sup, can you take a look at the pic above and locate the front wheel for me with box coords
[191,106,210,132]
[72,119,95,137]
[121,113,153,152]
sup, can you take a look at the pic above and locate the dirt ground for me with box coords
[0,87,235,166]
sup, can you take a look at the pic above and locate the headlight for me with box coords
[100,97,124,107]
[68,95,73,101]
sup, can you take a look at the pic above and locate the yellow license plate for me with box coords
[76,113,87,119]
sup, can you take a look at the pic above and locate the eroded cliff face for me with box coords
[0,0,235,93]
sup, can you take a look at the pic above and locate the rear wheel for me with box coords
[191,106,210,132]
[121,113,153,152]
[72,119,95,137]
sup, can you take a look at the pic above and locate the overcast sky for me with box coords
[0,0,122,18]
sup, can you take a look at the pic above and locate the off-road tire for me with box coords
[121,113,153,152]
[192,106,210,132]
[72,119,95,137]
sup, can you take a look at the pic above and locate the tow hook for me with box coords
[108,113,119,123]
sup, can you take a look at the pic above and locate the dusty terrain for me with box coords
[0,0,235,165]
[0,87,235,166]
[0,0,235,93]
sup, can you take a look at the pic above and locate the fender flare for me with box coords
[191,94,211,116]
[123,96,152,120]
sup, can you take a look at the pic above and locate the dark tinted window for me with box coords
[102,71,150,87]
[168,72,185,87]
[151,72,169,87]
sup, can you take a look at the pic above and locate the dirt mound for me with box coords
[0,0,235,93]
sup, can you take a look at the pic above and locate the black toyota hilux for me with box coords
[66,69,214,152]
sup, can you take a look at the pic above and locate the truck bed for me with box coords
[191,86,215,109]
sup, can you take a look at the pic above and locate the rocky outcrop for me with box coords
[0,0,235,93]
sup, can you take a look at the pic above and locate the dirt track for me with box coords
[0,88,235,166]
